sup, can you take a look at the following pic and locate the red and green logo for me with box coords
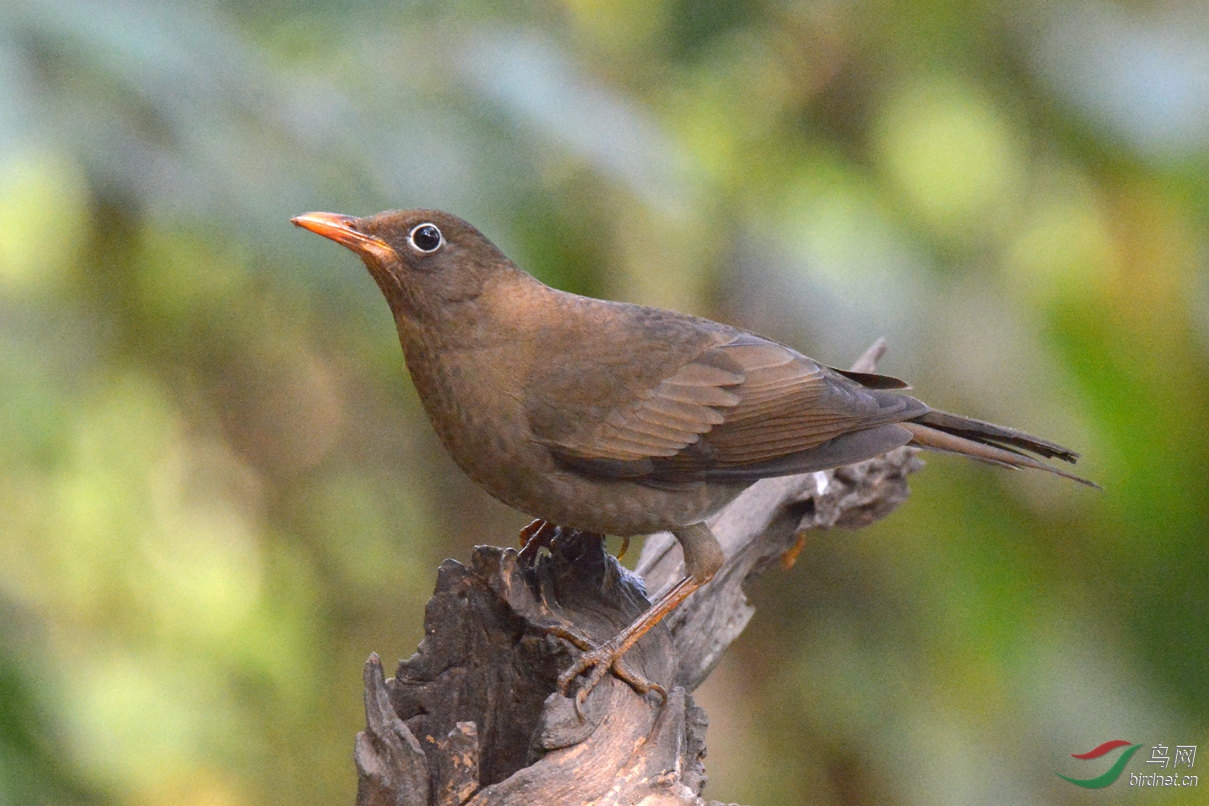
[1058,740,1144,788]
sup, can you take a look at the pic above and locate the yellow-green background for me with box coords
[2,1,1206,804]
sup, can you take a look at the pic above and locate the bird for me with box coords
[292,208,1094,703]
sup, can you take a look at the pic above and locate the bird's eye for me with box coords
[408,223,443,253]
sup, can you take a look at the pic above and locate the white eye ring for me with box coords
[408,223,444,253]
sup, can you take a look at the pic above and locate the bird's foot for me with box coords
[517,519,561,566]
[546,625,667,709]
[520,520,629,564]
[780,531,808,570]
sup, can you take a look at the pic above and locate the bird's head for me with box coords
[291,209,522,322]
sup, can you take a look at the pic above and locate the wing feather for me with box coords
[532,328,925,481]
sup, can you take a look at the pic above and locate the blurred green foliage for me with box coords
[2,1,1208,803]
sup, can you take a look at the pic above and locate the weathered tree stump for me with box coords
[354,342,923,806]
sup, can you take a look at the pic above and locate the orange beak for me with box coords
[291,212,395,261]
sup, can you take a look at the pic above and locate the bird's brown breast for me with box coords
[392,284,743,532]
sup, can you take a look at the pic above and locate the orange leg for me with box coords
[553,521,724,705]
[554,573,705,704]
[522,519,630,565]
[517,518,560,566]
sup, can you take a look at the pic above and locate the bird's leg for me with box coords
[553,576,699,704]
[517,518,560,566]
[523,519,632,563]
[555,522,724,705]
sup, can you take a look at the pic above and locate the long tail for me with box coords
[901,410,1099,488]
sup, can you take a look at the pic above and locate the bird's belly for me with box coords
[484,465,743,537]
[414,353,743,535]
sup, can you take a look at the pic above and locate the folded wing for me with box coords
[534,332,926,484]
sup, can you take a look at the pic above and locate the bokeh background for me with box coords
[3,1,1208,804]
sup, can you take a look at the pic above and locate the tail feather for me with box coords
[902,412,1099,489]
[911,410,1079,463]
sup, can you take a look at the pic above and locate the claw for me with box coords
[547,625,667,711]
[781,531,807,570]
[542,573,703,712]
[545,623,595,653]
[517,519,559,566]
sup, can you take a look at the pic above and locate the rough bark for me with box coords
[354,340,923,805]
